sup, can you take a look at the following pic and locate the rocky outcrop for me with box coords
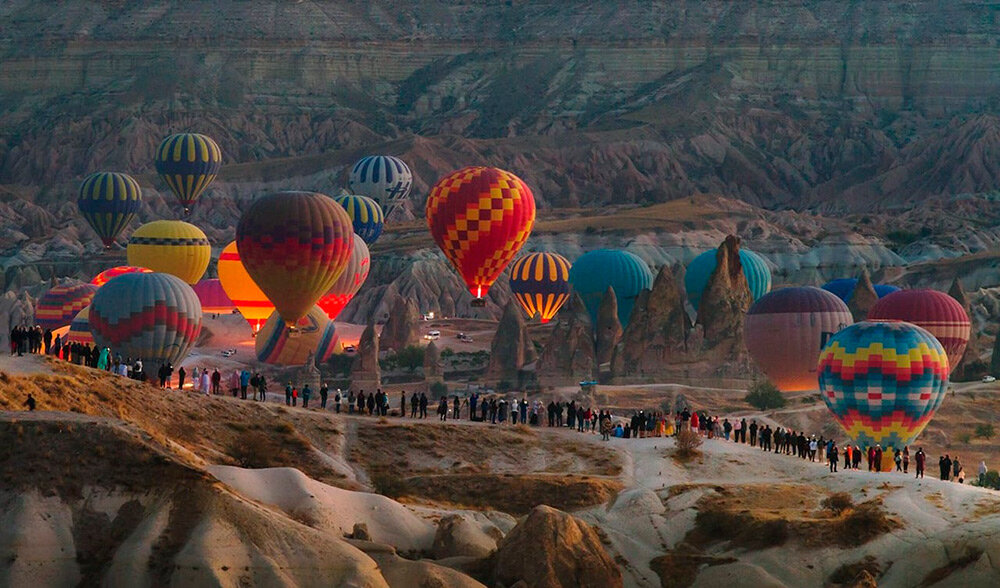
[424,340,444,385]
[433,514,498,560]
[487,301,536,384]
[949,278,986,381]
[490,505,623,588]
[350,323,381,391]
[594,287,622,369]
[849,270,880,322]
[611,265,690,379]
[0,291,34,349]
[538,294,596,383]
[697,236,751,355]
[379,295,421,353]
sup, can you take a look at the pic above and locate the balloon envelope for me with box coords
[426,167,535,301]
[36,283,99,331]
[217,242,274,333]
[334,194,384,245]
[65,306,94,345]
[255,306,339,366]
[818,321,949,449]
[127,220,211,284]
[509,252,571,323]
[686,248,771,311]
[821,278,899,303]
[91,266,153,287]
[867,289,971,374]
[744,287,853,392]
[569,249,653,327]
[317,234,370,321]
[348,155,412,212]
[77,172,142,248]
[155,133,222,210]
[193,279,235,314]
[89,272,202,366]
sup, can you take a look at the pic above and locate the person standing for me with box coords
[940,455,952,481]
[438,397,448,421]
[400,390,406,417]
[453,396,460,420]
[302,384,312,409]
[894,448,902,471]
[285,382,293,406]
[201,369,211,396]
[24,393,36,411]
[915,447,926,479]
[903,446,910,473]
[240,369,251,400]
[419,392,428,419]
[410,392,418,418]
[320,383,329,409]
[979,460,988,486]
[178,366,186,390]
[335,388,342,413]
[211,369,221,395]
[828,443,839,473]
[348,389,355,414]
[43,329,52,354]
[953,456,962,483]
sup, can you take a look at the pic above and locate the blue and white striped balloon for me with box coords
[348,155,412,213]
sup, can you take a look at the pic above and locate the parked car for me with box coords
[983,375,996,383]
[343,345,357,354]
[424,330,441,340]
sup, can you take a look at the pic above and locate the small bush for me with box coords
[959,433,973,445]
[976,470,1000,490]
[370,469,410,498]
[975,424,995,439]
[822,492,854,515]
[228,432,276,468]
[430,381,448,396]
[675,428,703,461]
[744,381,786,410]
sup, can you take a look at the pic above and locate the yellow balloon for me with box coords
[217,241,274,333]
[126,220,211,285]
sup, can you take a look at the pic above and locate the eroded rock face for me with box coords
[594,287,622,369]
[611,265,690,379]
[424,340,444,385]
[538,294,596,383]
[849,270,880,322]
[697,236,752,355]
[379,295,421,353]
[949,278,985,381]
[487,301,536,384]
[490,505,623,588]
[0,291,34,349]
[432,514,498,560]
[350,323,381,391]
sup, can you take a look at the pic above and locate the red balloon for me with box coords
[867,289,971,373]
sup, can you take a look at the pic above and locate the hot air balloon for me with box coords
[35,283,99,331]
[155,133,222,213]
[426,167,535,306]
[685,248,771,311]
[89,272,203,366]
[217,241,274,334]
[65,306,94,346]
[568,250,653,327]
[867,289,971,374]
[193,279,235,314]
[333,194,385,245]
[821,278,899,303]
[236,191,354,326]
[77,172,142,248]
[818,321,949,449]
[509,252,571,323]
[348,155,412,214]
[91,265,153,287]
[317,234,371,321]
[744,287,853,392]
[255,306,339,366]
[126,220,211,285]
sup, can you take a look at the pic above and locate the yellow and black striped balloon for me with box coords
[155,133,222,211]
[77,172,142,248]
[508,252,571,323]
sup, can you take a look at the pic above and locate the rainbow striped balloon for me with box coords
[65,306,94,345]
[818,321,949,449]
[334,194,385,245]
[91,265,153,287]
[509,252,571,323]
[255,305,339,366]
[155,133,222,211]
[35,283,99,331]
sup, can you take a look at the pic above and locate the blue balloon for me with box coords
[821,278,899,304]
[568,250,653,327]
[685,248,771,311]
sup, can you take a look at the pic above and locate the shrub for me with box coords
[440,347,455,358]
[228,432,277,468]
[430,381,448,397]
[370,469,409,498]
[744,381,786,410]
[393,345,425,372]
[675,428,703,461]
[977,470,1000,490]
[822,492,854,515]
[975,423,995,439]
[959,433,973,445]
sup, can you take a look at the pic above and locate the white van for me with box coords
[424,330,441,340]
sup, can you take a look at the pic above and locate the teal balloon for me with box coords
[685,248,771,311]
[568,250,653,327]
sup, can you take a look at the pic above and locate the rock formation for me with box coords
[538,294,597,383]
[848,270,879,322]
[350,322,381,392]
[490,505,623,588]
[423,340,444,385]
[432,514,498,559]
[696,236,752,355]
[0,291,34,349]
[379,294,421,353]
[990,331,1000,378]
[487,301,536,384]
[948,278,985,381]
[611,265,690,379]
[299,350,322,393]
[594,287,622,369]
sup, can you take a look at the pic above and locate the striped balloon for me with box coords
[155,133,222,212]
[89,273,202,366]
[217,241,274,333]
[77,172,142,248]
[686,248,771,311]
[91,265,153,287]
[255,305,339,366]
[818,321,949,449]
[65,306,94,345]
[822,278,899,303]
[317,234,371,321]
[348,155,412,212]
[867,289,971,374]
[127,220,211,285]
[509,252,571,323]
[36,283,99,331]
[193,279,235,314]
[334,194,385,245]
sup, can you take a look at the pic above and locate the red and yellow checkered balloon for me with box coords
[426,167,535,301]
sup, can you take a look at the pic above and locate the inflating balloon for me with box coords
[65,306,94,346]
[822,278,899,303]
[193,279,235,314]
[35,283,99,331]
[568,249,652,327]
[155,133,222,212]
[426,167,535,306]
[348,155,412,214]
[127,220,211,284]
[818,321,949,449]
[236,191,354,326]
[509,252,571,323]
[317,234,370,321]
[685,248,771,311]
[744,287,853,392]
[255,306,339,366]
[89,273,202,366]
[217,241,274,334]
[868,289,971,374]
[91,265,153,287]
[333,194,384,245]
[77,172,142,248]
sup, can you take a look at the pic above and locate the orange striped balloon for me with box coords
[217,241,274,333]
[508,252,571,323]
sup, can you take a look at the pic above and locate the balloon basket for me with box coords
[471,298,486,308]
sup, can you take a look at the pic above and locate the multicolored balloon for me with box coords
[568,249,653,327]
[255,305,339,366]
[65,306,94,346]
[509,252,571,323]
[685,248,771,311]
[155,133,222,212]
[426,167,535,305]
[348,155,412,213]
[744,287,853,392]
[193,279,235,314]
[236,191,355,326]
[35,283,99,331]
[867,289,971,374]
[822,278,899,303]
[818,321,949,449]
[127,220,211,285]
[89,272,203,366]
[77,172,142,248]
[91,265,153,287]
[217,241,274,334]
[317,234,370,321]
[333,194,385,245]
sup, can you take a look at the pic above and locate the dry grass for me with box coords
[673,428,703,463]
[650,550,737,588]
[828,556,882,586]
[919,547,984,587]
